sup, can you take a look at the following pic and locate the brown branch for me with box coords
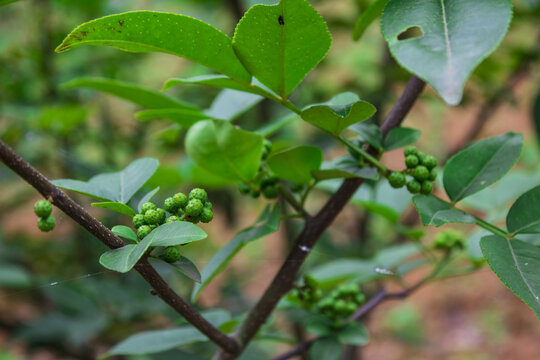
[214,76,426,359]
[0,140,240,355]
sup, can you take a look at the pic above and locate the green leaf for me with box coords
[53,157,159,203]
[412,195,475,227]
[191,205,279,301]
[145,222,207,247]
[349,122,383,150]
[507,185,540,234]
[352,0,390,41]
[443,133,523,202]
[337,322,369,346]
[62,77,196,110]
[56,11,251,82]
[301,100,376,136]
[254,113,298,137]
[137,187,160,213]
[99,234,154,273]
[111,225,138,244]
[159,256,201,283]
[163,74,272,97]
[312,157,378,181]
[232,0,332,97]
[480,235,540,319]
[0,264,32,288]
[381,0,512,105]
[309,337,342,360]
[383,127,421,151]
[0,0,20,6]
[185,120,264,182]
[306,316,335,336]
[136,108,210,127]
[267,145,323,184]
[91,202,136,217]
[205,89,262,120]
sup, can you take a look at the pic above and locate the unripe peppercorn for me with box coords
[161,247,181,263]
[405,155,419,169]
[304,274,318,289]
[185,215,200,224]
[250,189,260,198]
[417,152,427,164]
[144,209,161,225]
[156,208,166,224]
[34,200,52,218]
[404,146,417,156]
[199,208,214,223]
[166,215,180,223]
[423,155,437,169]
[261,175,279,188]
[185,199,203,217]
[333,299,348,314]
[137,225,152,239]
[204,201,212,209]
[345,302,357,315]
[413,165,430,181]
[388,172,406,188]
[132,214,146,229]
[37,216,55,232]
[141,202,157,214]
[164,197,178,213]
[355,293,366,305]
[238,183,250,195]
[429,168,438,181]
[189,188,208,202]
[407,180,421,194]
[262,186,279,199]
[173,193,188,208]
[420,181,434,195]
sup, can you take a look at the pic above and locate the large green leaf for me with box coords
[309,337,342,360]
[267,145,323,184]
[232,0,332,97]
[352,0,390,41]
[443,133,522,202]
[53,157,159,203]
[412,195,475,227]
[62,77,196,110]
[381,0,513,105]
[507,186,540,234]
[480,235,540,319]
[191,205,279,301]
[99,234,154,273]
[185,120,264,182]
[56,11,251,82]
[145,221,207,247]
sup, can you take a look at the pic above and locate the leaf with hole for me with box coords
[233,0,331,97]
[56,11,251,82]
[413,195,475,227]
[507,185,540,234]
[443,132,522,202]
[381,0,513,105]
[185,120,264,182]
[481,235,540,319]
[53,157,159,203]
[267,145,323,184]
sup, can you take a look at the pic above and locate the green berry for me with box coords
[354,293,366,305]
[407,180,421,194]
[423,155,437,169]
[156,208,166,224]
[238,183,250,195]
[417,152,427,164]
[167,215,180,223]
[173,193,188,208]
[313,288,323,302]
[133,214,146,229]
[164,197,178,213]
[176,208,185,217]
[333,300,347,315]
[420,181,434,195]
[250,189,260,198]
[137,225,152,239]
[261,175,279,188]
[388,172,406,188]
[144,209,160,225]
[199,208,214,223]
[434,229,465,250]
[141,202,157,214]
[290,183,304,193]
[429,168,438,181]
[262,186,279,199]
[185,199,204,217]
[37,216,55,232]
[304,274,318,289]
[161,247,181,263]
[185,215,199,223]
[34,200,52,218]
[413,165,430,181]
[204,201,212,209]
[404,146,417,156]
[345,302,357,315]
[189,188,208,202]
[405,155,419,169]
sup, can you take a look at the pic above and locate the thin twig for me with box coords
[0,140,240,355]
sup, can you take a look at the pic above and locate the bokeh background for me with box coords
[1,0,540,359]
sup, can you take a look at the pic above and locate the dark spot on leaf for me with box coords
[278,16,284,25]
[80,31,88,38]
[118,20,124,26]
[397,26,423,41]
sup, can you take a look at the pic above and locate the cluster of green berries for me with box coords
[434,229,465,250]
[316,283,365,321]
[238,140,280,200]
[288,274,324,310]
[133,188,213,240]
[34,200,55,232]
[388,146,438,195]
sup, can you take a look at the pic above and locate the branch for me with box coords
[217,76,426,359]
[0,140,240,355]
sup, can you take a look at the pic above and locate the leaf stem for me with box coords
[472,215,509,238]
[277,183,310,219]
[337,136,388,176]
